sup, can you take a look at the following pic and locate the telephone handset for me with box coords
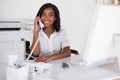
[39,21,44,29]
[36,17,44,30]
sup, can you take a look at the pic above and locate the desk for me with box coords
[1,56,120,80]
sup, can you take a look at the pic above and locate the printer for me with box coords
[0,21,21,30]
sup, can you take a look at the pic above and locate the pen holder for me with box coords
[7,66,28,80]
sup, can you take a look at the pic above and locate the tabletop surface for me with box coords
[1,55,120,80]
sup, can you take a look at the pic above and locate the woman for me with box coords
[31,3,71,62]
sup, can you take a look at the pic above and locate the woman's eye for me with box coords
[49,14,54,17]
[50,14,54,16]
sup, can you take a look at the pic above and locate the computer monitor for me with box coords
[83,4,120,64]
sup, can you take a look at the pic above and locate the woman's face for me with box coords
[41,8,56,28]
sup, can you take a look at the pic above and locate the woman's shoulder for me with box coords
[55,29,67,36]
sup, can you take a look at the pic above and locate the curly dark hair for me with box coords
[36,3,61,32]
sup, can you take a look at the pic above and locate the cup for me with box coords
[7,52,18,65]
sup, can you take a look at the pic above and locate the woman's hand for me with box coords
[34,17,41,32]
[35,55,54,62]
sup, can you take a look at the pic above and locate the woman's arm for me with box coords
[50,46,71,59]
[30,17,41,56]
[35,46,71,62]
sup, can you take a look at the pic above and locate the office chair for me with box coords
[25,41,79,59]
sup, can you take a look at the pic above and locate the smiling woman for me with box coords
[30,3,71,62]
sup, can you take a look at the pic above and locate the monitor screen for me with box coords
[83,4,120,64]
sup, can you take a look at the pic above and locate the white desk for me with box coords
[1,56,120,80]
[45,57,120,80]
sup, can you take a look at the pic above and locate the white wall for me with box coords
[0,0,95,54]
